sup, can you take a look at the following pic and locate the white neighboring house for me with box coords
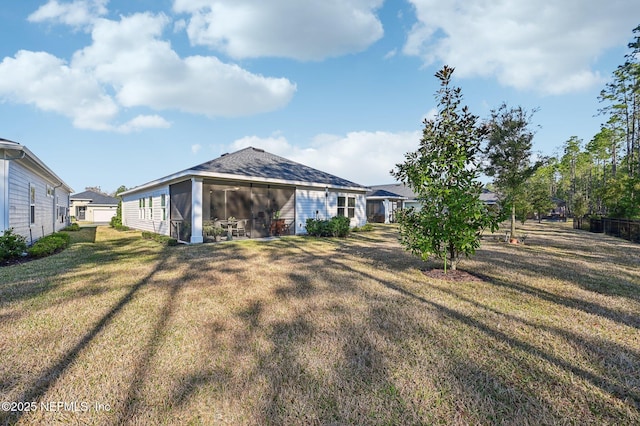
[120,147,368,243]
[366,183,498,223]
[70,190,119,223]
[0,138,73,243]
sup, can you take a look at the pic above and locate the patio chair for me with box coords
[232,219,246,237]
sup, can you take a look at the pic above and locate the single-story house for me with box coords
[0,138,73,243]
[366,183,420,223]
[70,190,119,223]
[120,147,368,243]
[366,183,499,223]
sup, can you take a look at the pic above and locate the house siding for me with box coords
[295,188,366,234]
[7,160,70,242]
[122,185,170,236]
[1,159,8,231]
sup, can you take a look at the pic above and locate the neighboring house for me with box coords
[70,190,119,223]
[366,183,499,223]
[366,183,420,223]
[0,138,73,243]
[120,147,368,243]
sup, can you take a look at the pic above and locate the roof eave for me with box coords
[121,170,368,196]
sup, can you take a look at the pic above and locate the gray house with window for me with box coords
[120,147,368,243]
[1,138,73,243]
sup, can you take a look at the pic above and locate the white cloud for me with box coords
[191,143,202,154]
[229,130,421,185]
[0,50,118,130]
[404,0,640,94]
[173,0,384,60]
[28,0,108,28]
[117,115,172,133]
[0,9,296,130]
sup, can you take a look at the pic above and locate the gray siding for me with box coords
[122,185,170,236]
[7,161,70,242]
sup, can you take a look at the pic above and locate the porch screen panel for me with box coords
[271,185,295,235]
[251,185,271,238]
[170,180,192,242]
[366,200,385,223]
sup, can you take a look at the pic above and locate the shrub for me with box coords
[352,223,374,232]
[110,214,122,228]
[141,231,178,246]
[63,223,80,231]
[306,216,351,238]
[0,228,28,261]
[27,232,71,258]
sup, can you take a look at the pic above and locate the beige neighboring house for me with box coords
[70,190,119,223]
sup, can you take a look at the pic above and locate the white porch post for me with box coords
[190,177,203,244]
[383,199,391,224]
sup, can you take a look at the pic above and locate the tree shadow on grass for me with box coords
[0,251,171,425]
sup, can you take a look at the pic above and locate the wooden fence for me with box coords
[589,217,640,243]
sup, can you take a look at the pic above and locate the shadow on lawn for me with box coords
[1,250,173,425]
[271,229,640,422]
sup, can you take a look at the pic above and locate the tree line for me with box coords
[522,25,640,221]
[393,24,639,272]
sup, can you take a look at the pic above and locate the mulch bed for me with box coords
[422,268,486,282]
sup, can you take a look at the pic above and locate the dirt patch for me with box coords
[422,268,485,282]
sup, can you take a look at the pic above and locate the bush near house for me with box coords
[306,216,351,237]
[27,232,71,258]
[0,228,28,261]
[63,223,80,231]
[141,231,179,246]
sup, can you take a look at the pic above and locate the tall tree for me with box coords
[392,66,498,272]
[484,103,541,241]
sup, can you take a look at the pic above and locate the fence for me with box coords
[589,217,640,243]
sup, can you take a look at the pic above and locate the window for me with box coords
[139,198,145,219]
[161,194,166,221]
[337,196,356,219]
[148,196,153,220]
[29,184,36,225]
[46,185,55,197]
[347,196,356,218]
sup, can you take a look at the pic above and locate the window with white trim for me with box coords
[139,198,145,219]
[161,194,166,221]
[148,196,153,220]
[337,196,356,219]
[46,185,55,197]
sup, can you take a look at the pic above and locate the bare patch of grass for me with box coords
[0,223,638,424]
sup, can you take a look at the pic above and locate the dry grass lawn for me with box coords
[0,222,639,425]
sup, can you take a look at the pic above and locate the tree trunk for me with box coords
[510,203,516,241]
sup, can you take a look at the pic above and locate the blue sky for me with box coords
[1,0,639,194]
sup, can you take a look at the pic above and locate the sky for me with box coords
[1,0,639,194]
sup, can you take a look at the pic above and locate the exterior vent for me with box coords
[252,147,265,153]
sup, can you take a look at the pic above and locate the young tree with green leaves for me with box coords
[392,65,499,273]
[484,103,542,242]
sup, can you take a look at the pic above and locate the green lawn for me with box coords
[0,223,638,425]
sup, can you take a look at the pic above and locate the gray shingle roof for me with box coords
[186,147,365,188]
[367,183,418,200]
[71,190,119,205]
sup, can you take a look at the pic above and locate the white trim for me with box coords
[190,178,203,244]
[120,170,368,197]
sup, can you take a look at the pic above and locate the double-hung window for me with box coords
[139,198,145,219]
[337,196,356,218]
[160,194,166,221]
[148,196,153,220]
